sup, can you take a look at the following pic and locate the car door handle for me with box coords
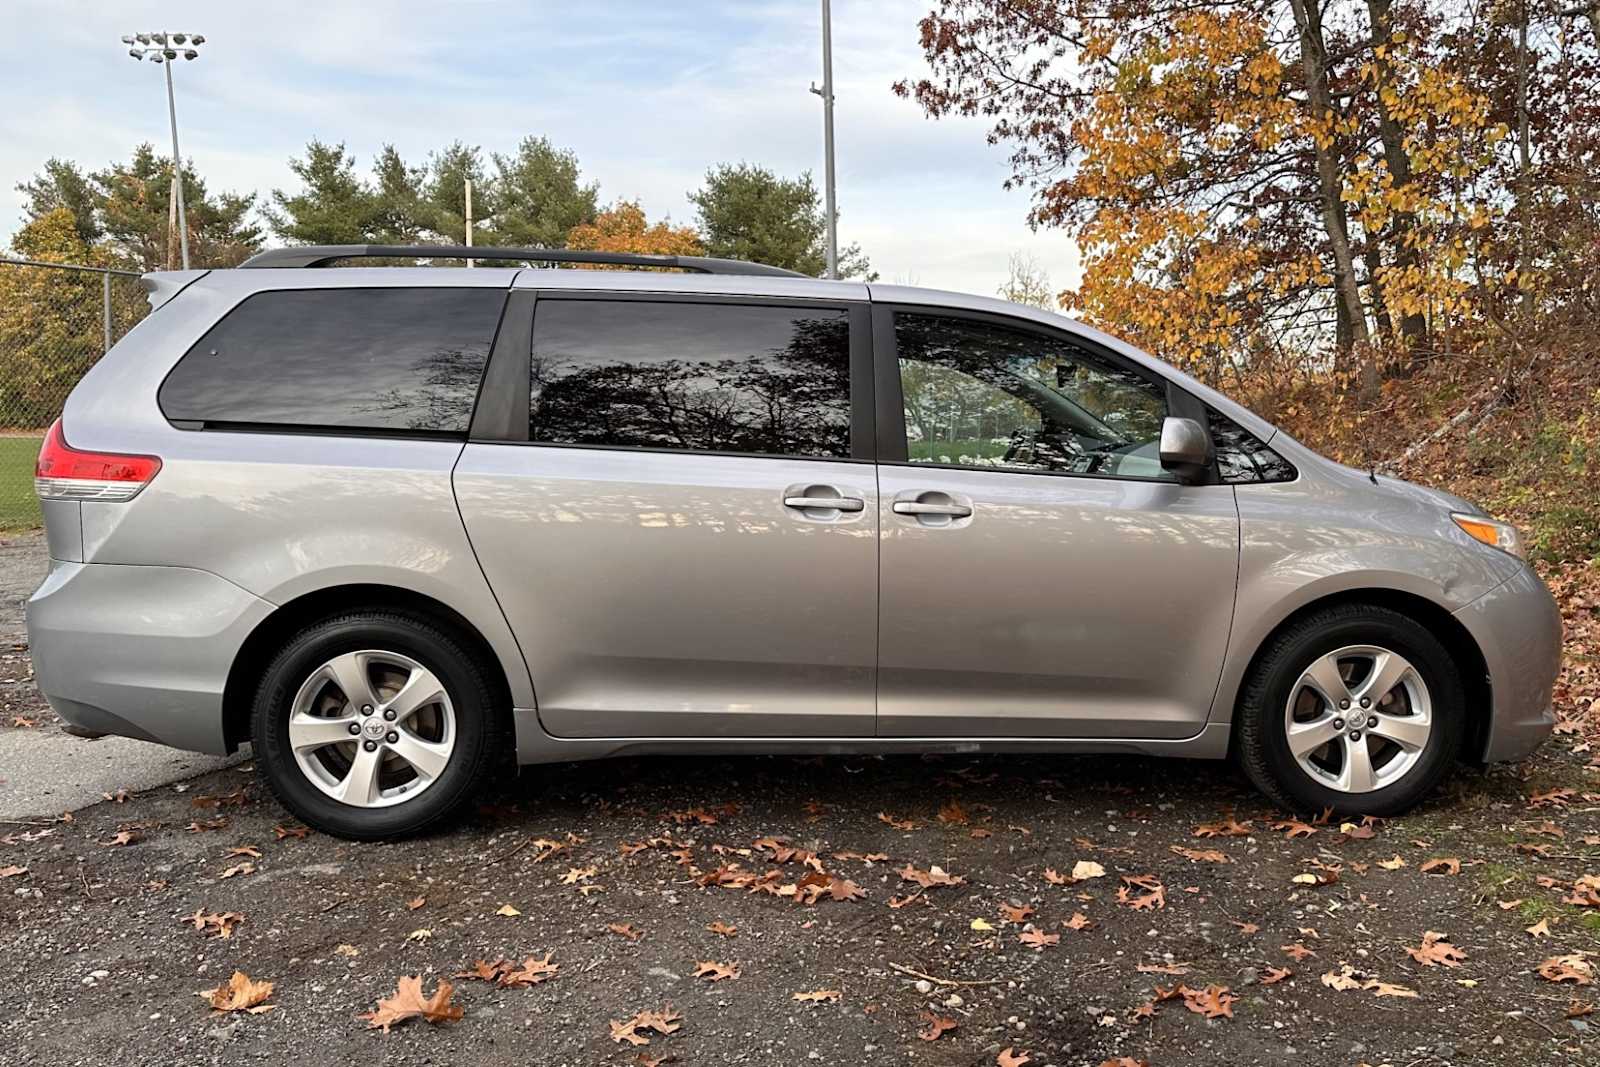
[892,501,972,518]
[785,495,865,512]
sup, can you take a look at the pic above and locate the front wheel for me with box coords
[250,611,501,840]
[1235,604,1464,817]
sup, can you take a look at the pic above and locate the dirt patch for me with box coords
[1,744,1596,1065]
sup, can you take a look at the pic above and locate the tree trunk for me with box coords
[1287,0,1372,382]
[1363,0,1427,350]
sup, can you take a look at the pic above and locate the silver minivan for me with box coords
[26,245,1561,838]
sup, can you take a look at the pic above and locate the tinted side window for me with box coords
[529,300,852,459]
[161,288,504,433]
[1207,409,1297,483]
[895,312,1173,481]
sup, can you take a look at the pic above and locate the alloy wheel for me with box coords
[287,649,456,808]
[1282,644,1432,794]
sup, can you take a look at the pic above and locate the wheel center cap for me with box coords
[1347,710,1368,730]
[362,718,387,740]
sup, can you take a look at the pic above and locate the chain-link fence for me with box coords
[0,258,148,530]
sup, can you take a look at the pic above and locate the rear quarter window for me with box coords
[159,287,506,433]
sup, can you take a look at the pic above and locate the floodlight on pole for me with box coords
[122,32,204,270]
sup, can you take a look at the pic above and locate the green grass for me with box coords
[0,436,42,531]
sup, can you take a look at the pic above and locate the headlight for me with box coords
[1451,512,1526,560]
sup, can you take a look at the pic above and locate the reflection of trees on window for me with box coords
[895,313,1171,480]
[1208,409,1297,483]
[365,343,485,431]
[530,303,851,458]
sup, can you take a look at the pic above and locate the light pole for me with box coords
[121,32,204,270]
[808,0,838,279]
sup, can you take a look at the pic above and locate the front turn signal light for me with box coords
[1451,512,1526,561]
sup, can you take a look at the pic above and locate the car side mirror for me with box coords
[1159,416,1212,484]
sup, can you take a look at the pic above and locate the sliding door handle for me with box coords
[785,494,865,512]
[892,500,972,518]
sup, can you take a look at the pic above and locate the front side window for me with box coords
[159,287,505,433]
[529,300,852,459]
[894,313,1173,481]
[1208,409,1297,483]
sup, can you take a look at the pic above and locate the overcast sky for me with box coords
[0,1,1081,298]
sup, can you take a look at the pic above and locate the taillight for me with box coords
[34,419,162,502]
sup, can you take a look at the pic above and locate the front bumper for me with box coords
[1453,564,1563,762]
[26,560,273,755]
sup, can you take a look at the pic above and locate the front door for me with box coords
[454,292,878,738]
[874,307,1239,739]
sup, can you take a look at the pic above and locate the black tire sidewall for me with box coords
[251,613,492,839]
[1253,612,1463,816]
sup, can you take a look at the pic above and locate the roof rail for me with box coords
[237,244,806,277]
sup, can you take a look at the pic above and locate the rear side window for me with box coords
[529,299,852,458]
[159,288,505,433]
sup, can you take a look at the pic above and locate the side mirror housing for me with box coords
[1159,416,1212,484]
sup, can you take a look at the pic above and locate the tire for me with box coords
[250,610,502,840]
[1235,603,1464,817]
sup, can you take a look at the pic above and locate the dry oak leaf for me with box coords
[1269,819,1318,839]
[898,864,965,888]
[561,866,598,885]
[706,921,737,936]
[273,824,310,840]
[1098,1060,1149,1067]
[999,903,1035,923]
[1282,943,1316,961]
[183,910,244,939]
[1136,961,1189,975]
[361,976,464,1032]
[1526,919,1552,938]
[1193,818,1252,838]
[997,1049,1031,1067]
[792,989,841,1003]
[1261,966,1292,985]
[220,861,255,879]
[1567,999,1595,1019]
[101,829,142,847]
[1171,845,1229,864]
[1377,855,1406,870]
[937,800,970,825]
[1405,931,1467,968]
[1537,954,1595,985]
[609,922,645,941]
[604,1004,681,1049]
[501,954,559,988]
[1419,857,1461,875]
[1529,787,1576,808]
[0,865,26,879]
[1042,868,1069,885]
[405,896,425,910]
[495,904,521,917]
[201,971,275,1014]
[1019,928,1060,951]
[227,845,262,859]
[1116,874,1166,911]
[692,961,739,982]
[1180,984,1237,1019]
[878,812,917,831]
[1230,920,1260,936]
[917,1012,958,1041]
[1064,911,1094,931]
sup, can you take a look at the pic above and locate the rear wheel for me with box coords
[1235,604,1464,816]
[251,611,500,839]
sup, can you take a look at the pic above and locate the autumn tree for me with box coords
[895,1,1573,400]
[997,252,1056,310]
[690,163,874,278]
[565,201,703,261]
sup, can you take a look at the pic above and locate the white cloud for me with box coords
[1,0,1080,299]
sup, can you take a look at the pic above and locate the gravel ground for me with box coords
[0,743,1596,1066]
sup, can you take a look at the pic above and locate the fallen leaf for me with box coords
[561,866,598,885]
[1136,962,1189,975]
[1282,943,1316,961]
[692,961,739,982]
[182,910,244,939]
[1042,868,1068,885]
[1115,874,1165,910]
[220,861,254,879]
[1064,911,1094,931]
[898,864,965,888]
[1230,920,1260,935]
[1538,954,1595,985]
[1180,984,1236,1019]
[937,800,969,825]
[495,904,521,917]
[971,917,996,932]
[0,866,26,879]
[878,812,917,831]
[1270,819,1318,838]
[607,1004,683,1045]
[201,971,274,1014]
[999,903,1035,923]
[227,845,262,859]
[997,1049,1031,1067]
[101,829,142,847]
[1071,859,1106,880]
[1170,846,1229,864]
[706,921,737,936]
[1567,999,1595,1019]
[792,989,841,1003]
[335,944,360,957]
[501,954,559,988]
[405,897,425,911]
[1193,818,1252,838]
[917,1011,958,1040]
[405,928,432,942]
[609,923,644,941]
[1526,919,1552,938]
[1405,931,1467,968]
[273,824,309,839]
[1497,899,1525,910]
[1369,981,1419,998]
[361,976,463,1031]
[1019,928,1060,951]
[1377,855,1406,870]
[1420,857,1460,876]
[1261,966,1292,985]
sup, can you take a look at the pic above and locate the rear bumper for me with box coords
[25,560,273,755]
[1453,564,1562,762]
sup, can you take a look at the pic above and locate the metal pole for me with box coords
[164,58,191,270]
[465,178,474,268]
[819,0,838,279]
[101,271,113,354]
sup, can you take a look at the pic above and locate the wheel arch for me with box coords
[1224,587,1491,762]
[222,583,516,753]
